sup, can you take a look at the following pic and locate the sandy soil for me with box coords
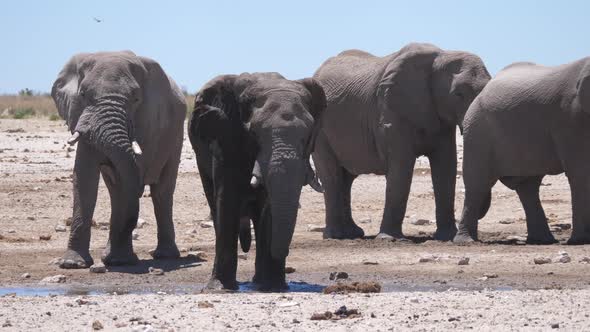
[1,119,590,331]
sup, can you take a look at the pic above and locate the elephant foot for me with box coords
[101,249,139,266]
[150,245,180,260]
[59,249,93,269]
[566,233,590,245]
[375,232,408,242]
[453,232,476,244]
[323,223,364,239]
[433,224,458,241]
[526,234,557,245]
[202,278,238,293]
[252,279,288,292]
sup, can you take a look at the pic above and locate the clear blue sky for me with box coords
[1,1,589,94]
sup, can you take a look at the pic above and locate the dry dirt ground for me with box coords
[1,119,590,331]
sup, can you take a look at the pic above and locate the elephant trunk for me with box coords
[266,136,305,260]
[75,99,142,196]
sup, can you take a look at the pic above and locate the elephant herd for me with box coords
[49,43,590,291]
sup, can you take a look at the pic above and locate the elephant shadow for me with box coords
[106,255,205,274]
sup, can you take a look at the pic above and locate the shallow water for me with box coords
[0,281,518,297]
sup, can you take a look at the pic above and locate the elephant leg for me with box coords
[566,171,590,244]
[204,179,240,291]
[60,143,100,269]
[313,132,364,239]
[454,173,494,243]
[377,154,415,240]
[150,159,181,259]
[101,165,139,266]
[253,202,288,291]
[510,176,556,244]
[428,134,458,241]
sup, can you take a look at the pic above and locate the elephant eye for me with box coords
[454,91,465,100]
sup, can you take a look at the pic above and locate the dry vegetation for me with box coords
[0,94,196,120]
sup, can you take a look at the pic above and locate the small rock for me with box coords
[307,224,325,232]
[418,255,438,263]
[99,226,108,231]
[200,221,214,228]
[92,320,104,330]
[21,273,31,279]
[409,298,419,303]
[310,311,332,320]
[551,323,560,329]
[39,234,52,241]
[7,230,15,234]
[40,274,66,284]
[362,261,379,265]
[358,218,372,224]
[579,257,590,264]
[534,257,552,265]
[285,266,296,274]
[54,224,67,232]
[132,231,139,240]
[185,228,198,235]
[89,263,107,273]
[483,273,498,279]
[238,253,248,260]
[136,218,147,229]
[27,216,35,221]
[499,219,515,224]
[148,267,164,276]
[410,219,430,226]
[329,271,349,280]
[277,301,299,308]
[556,252,571,263]
[506,235,527,242]
[198,301,214,308]
[458,257,470,265]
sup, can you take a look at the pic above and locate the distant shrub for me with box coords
[49,114,60,121]
[12,107,36,119]
[18,88,34,97]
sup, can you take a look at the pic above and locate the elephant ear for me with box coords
[51,53,90,133]
[573,63,590,114]
[378,48,441,134]
[297,77,327,120]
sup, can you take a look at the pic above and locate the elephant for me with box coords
[454,57,590,245]
[51,51,186,268]
[188,72,325,291]
[312,43,490,240]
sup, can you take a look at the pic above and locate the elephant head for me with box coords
[377,43,491,134]
[52,51,169,194]
[191,72,326,290]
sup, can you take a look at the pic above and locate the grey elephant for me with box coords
[313,43,490,240]
[455,57,590,245]
[188,73,325,291]
[51,51,186,268]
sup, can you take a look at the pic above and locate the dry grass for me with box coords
[0,95,58,119]
[0,94,196,120]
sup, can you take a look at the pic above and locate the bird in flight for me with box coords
[93,17,102,23]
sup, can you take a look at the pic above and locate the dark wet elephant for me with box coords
[188,72,325,291]
[51,51,186,268]
[312,43,490,241]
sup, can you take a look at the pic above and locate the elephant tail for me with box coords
[479,190,492,220]
[239,216,252,253]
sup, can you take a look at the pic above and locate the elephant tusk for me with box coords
[67,131,80,145]
[250,175,260,188]
[308,175,324,193]
[131,141,143,155]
